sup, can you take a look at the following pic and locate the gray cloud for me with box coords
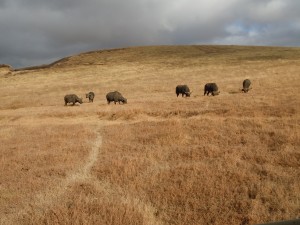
[0,0,299,68]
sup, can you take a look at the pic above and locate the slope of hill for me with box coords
[0,45,299,225]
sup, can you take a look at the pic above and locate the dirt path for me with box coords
[2,125,103,225]
[6,121,163,225]
[39,126,103,204]
[67,127,102,182]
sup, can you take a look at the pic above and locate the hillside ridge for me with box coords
[13,45,300,71]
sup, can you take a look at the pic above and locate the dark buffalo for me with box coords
[106,91,127,104]
[242,79,251,93]
[86,91,95,102]
[64,94,83,106]
[204,83,220,96]
[176,85,191,97]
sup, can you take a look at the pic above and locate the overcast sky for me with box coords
[1,0,300,68]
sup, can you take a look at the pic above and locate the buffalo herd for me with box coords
[176,79,251,98]
[64,79,251,105]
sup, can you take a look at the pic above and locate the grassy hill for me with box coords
[0,45,299,225]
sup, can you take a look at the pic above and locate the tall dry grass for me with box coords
[93,101,299,225]
[0,45,299,225]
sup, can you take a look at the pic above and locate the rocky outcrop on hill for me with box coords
[0,64,13,76]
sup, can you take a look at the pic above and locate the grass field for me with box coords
[0,45,299,225]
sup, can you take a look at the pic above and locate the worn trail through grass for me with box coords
[9,119,164,225]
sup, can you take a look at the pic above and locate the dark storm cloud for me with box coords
[0,0,299,68]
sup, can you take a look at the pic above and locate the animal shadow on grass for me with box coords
[228,90,240,94]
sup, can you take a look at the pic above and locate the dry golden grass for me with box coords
[0,45,299,225]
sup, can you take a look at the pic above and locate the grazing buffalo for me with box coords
[204,83,220,96]
[176,85,191,97]
[86,91,95,102]
[242,79,251,93]
[106,91,127,104]
[64,94,83,106]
